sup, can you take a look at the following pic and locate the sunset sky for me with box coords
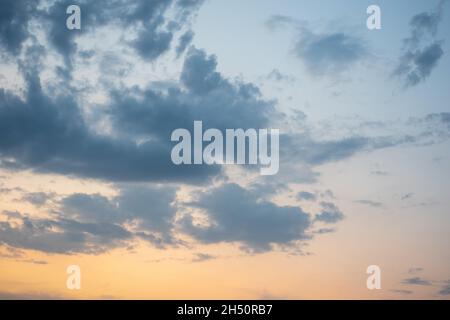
[0,0,449,299]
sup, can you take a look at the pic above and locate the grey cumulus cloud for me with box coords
[0,46,279,183]
[0,184,180,253]
[20,192,55,207]
[33,1,199,61]
[393,1,448,87]
[0,0,37,54]
[0,182,336,254]
[181,183,312,252]
[0,72,219,183]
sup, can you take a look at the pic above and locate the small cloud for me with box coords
[390,289,413,295]
[192,253,215,263]
[355,199,383,208]
[18,259,48,265]
[294,29,367,76]
[266,69,296,83]
[401,193,414,200]
[265,15,296,31]
[313,228,336,234]
[265,15,367,76]
[401,277,432,286]
[314,202,344,224]
[408,267,424,274]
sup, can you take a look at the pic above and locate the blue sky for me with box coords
[194,0,450,120]
[0,0,449,299]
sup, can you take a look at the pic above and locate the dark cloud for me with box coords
[314,202,344,224]
[0,0,37,54]
[62,193,120,224]
[296,191,316,201]
[0,184,180,253]
[294,30,367,75]
[393,43,444,87]
[0,182,329,254]
[180,47,224,95]
[1,0,204,68]
[62,184,179,246]
[176,31,195,58]
[181,183,311,252]
[109,47,275,142]
[401,277,432,286]
[176,0,205,21]
[1,38,401,188]
[132,27,173,61]
[0,68,219,183]
[0,213,132,254]
[393,1,447,87]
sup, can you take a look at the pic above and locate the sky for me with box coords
[0,0,449,299]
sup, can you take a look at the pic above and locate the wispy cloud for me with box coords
[355,199,384,208]
[392,1,448,87]
[401,277,432,286]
